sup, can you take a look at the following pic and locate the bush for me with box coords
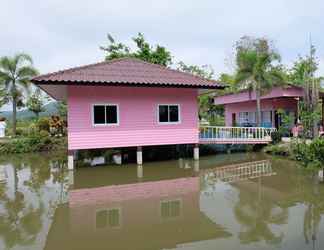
[271,131,282,144]
[36,117,50,132]
[264,144,290,156]
[0,134,66,154]
[291,138,324,169]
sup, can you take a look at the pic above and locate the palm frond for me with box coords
[0,56,15,75]
[17,66,38,79]
[14,53,33,70]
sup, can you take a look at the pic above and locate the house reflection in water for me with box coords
[45,168,232,250]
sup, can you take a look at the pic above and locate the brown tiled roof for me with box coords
[32,58,224,89]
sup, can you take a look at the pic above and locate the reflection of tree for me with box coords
[300,175,324,249]
[0,152,68,249]
[0,186,44,249]
[234,178,287,245]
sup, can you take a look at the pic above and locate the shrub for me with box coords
[264,144,290,156]
[271,131,282,144]
[36,117,50,132]
[291,138,324,169]
[0,134,66,154]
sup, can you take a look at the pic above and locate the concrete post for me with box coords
[193,144,199,160]
[194,160,200,172]
[137,164,143,179]
[137,146,143,165]
[68,170,74,187]
[68,150,75,170]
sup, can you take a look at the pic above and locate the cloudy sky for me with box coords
[1,0,324,110]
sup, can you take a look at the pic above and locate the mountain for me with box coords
[0,101,59,120]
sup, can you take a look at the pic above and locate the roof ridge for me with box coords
[32,57,131,81]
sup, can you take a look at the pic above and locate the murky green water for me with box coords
[0,152,324,250]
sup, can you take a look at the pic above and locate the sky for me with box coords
[1,0,324,111]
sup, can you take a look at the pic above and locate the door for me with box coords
[232,113,236,126]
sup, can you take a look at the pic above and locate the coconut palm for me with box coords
[0,53,38,135]
[235,37,284,126]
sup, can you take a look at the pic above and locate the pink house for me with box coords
[214,85,320,129]
[32,58,223,169]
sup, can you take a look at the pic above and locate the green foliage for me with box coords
[291,138,324,169]
[276,108,294,136]
[56,101,67,119]
[288,45,318,86]
[177,61,214,79]
[177,61,220,121]
[299,100,321,139]
[234,36,285,126]
[270,131,282,144]
[263,143,290,156]
[0,135,66,154]
[100,33,172,66]
[0,53,38,136]
[26,89,47,118]
[36,117,50,132]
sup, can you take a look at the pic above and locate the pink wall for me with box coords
[67,86,199,150]
[224,98,298,126]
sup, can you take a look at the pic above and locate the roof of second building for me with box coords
[32,58,224,89]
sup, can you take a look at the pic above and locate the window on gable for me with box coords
[93,104,119,125]
[158,105,180,123]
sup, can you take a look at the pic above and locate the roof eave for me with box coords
[32,80,225,90]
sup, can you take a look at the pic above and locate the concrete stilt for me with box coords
[194,160,200,172]
[193,144,199,160]
[68,170,74,187]
[137,164,143,179]
[137,146,143,165]
[68,150,75,170]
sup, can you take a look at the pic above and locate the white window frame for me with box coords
[92,103,119,127]
[157,104,181,125]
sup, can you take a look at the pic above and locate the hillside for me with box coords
[0,101,59,120]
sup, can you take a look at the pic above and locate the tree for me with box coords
[26,88,46,119]
[289,45,320,138]
[234,36,284,126]
[0,53,38,135]
[56,101,67,119]
[0,88,9,109]
[100,33,172,66]
[177,62,220,121]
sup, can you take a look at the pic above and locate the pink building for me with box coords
[32,58,223,169]
[214,85,310,129]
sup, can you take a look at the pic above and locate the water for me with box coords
[1,152,324,250]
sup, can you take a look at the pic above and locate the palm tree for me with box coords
[0,53,38,136]
[235,37,284,126]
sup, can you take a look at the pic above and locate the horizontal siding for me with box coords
[67,86,199,150]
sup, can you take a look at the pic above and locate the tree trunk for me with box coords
[12,98,17,136]
[256,89,262,127]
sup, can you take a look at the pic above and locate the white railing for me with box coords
[199,126,276,143]
[201,160,275,184]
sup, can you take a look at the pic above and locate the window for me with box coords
[93,104,118,125]
[158,105,180,124]
[161,200,181,219]
[95,208,121,229]
[238,112,256,125]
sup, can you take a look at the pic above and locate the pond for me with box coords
[0,152,324,250]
